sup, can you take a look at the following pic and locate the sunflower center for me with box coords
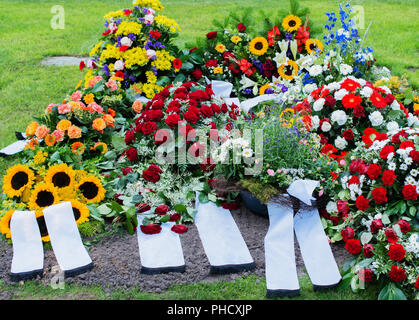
[289,20,296,27]
[73,207,81,221]
[11,171,29,190]
[79,182,99,200]
[35,191,55,207]
[36,216,49,237]
[52,172,71,188]
[255,42,264,50]
[285,65,294,76]
[310,43,317,51]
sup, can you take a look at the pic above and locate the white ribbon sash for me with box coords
[42,202,93,277]
[0,140,29,157]
[136,215,185,274]
[195,193,255,274]
[10,210,44,281]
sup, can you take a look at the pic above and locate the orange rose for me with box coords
[83,93,95,105]
[44,134,56,146]
[102,114,115,128]
[132,100,143,113]
[25,138,39,150]
[71,142,85,155]
[67,125,82,139]
[91,142,108,154]
[92,118,106,132]
[26,121,39,136]
[35,125,49,139]
[56,119,72,131]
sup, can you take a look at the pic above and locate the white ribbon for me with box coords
[43,202,93,277]
[0,140,29,157]
[240,94,282,113]
[195,193,254,273]
[286,179,320,206]
[10,210,44,281]
[136,215,185,274]
[210,80,240,107]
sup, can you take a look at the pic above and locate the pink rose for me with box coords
[267,169,275,176]
[52,129,65,142]
[58,103,72,114]
[71,91,82,101]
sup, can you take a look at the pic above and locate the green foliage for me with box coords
[238,178,279,204]
[78,221,103,238]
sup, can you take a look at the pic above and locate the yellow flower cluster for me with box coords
[84,69,94,88]
[90,41,104,57]
[124,47,149,68]
[115,21,142,36]
[104,9,125,20]
[33,150,48,166]
[146,70,157,84]
[133,0,164,11]
[154,15,181,33]
[152,50,174,71]
[99,44,124,61]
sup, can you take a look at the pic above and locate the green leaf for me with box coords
[159,215,170,223]
[379,283,407,300]
[198,193,209,204]
[360,232,373,245]
[409,206,417,217]
[181,61,194,71]
[208,194,217,202]
[97,204,112,216]
[173,73,186,84]
[342,257,357,273]
[111,135,126,151]
[339,273,353,289]
[156,76,170,87]
[174,204,187,213]
[91,83,105,93]
[381,214,391,225]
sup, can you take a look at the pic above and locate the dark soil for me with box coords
[0,205,351,293]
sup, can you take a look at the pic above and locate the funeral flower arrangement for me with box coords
[322,128,419,299]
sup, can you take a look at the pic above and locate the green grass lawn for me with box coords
[0,274,378,300]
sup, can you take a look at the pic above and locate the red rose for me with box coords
[341,227,355,242]
[388,266,407,282]
[165,113,181,128]
[324,95,336,107]
[200,104,214,118]
[148,164,162,174]
[337,200,349,215]
[221,202,240,210]
[126,147,138,162]
[140,224,162,235]
[154,129,170,145]
[192,69,203,80]
[146,110,164,122]
[179,124,196,143]
[142,169,160,183]
[183,110,201,124]
[136,203,151,213]
[415,277,419,289]
[169,213,181,222]
[385,228,399,243]
[237,23,246,32]
[396,219,411,234]
[122,167,133,176]
[379,145,395,160]
[344,239,362,255]
[356,195,369,211]
[171,224,188,234]
[205,59,218,68]
[206,31,217,40]
[370,219,384,233]
[125,130,136,145]
[367,163,382,180]
[363,244,375,258]
[358,268,374,282]
[387,244,406,261]
[371,187,387,204]
[189,90,209,102]
[402,184,418,201]
[141,121,157,135]
[342,129,354,140]
[382,170,397,186]
[155,204,170,216]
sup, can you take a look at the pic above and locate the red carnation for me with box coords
[324,95,336,107]
[125,130,136,145]
[122,167,133,176]
[396,219,411,234]
[356,195,369,211]
[337,200,349,215]
[169,213,181,222]
[402,184,418,201]
[192,69,203,80]
[344,239,362,255]
[206,31,217,40]
[126,147,138,162]
[140,224,162,235]
[409,150,419,164]
[371,187,387,204]
[171,224,188,234]
[342,129,354,140]
[152,99,165,110]
[123,9,132,15]
[370,219,384,233]
[165,113,181,128]
[367,163,382,180]
[141,121,157,135]
[382,170,397,186]
[387,244,406,261]
[388,266,407,282]
[399,140,415,150]
[237,23,246,32]
[353,105,365,118]
[148,164,162,174]
[348,176,360,185]
[363,244,375,258]
[341,227,355,242]
[384,93,395,105]
[358,268,374,282]
[385,228,399,243]
[155,204,170,216]
[379,145,395,160]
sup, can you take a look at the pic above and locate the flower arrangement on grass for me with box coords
[323,128,419,299]
[0,149,108,242]
[84,0,181,98]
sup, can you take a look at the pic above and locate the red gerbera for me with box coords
[369,91,387,108]
[173,58,183,70]
[340,78,361,92]
[342,92,362,109]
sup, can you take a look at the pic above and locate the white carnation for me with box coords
[311,115,320,129]
[340,64,353,75]
[386,121,399,132]
[335,136,348,150]
[120,36,133,47]
[334,89,349,101]
[313,98,325,111]
[321,121,331,132]
[331,110,348,126]
[309,65,323,77]
[369,111,384,127]
[303,83,317,95]
[360,86,373,98]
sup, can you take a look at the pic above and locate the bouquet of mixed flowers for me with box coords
[323,128,418,299]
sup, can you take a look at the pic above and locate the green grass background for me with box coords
[0,0,417,299]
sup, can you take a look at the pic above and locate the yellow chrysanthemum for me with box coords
[152,50,175,71]
[146,70,157,84]
[213,67,223,74]
[35,210,50,242]
[3,164,36,198]
[99,44,124,62]
[70,200,90,225]
[305,38,323,54]
[115,21,142,36]
[282,15,302,32]
[249,37,269,56]
[44,163,75,189]
[89,41,104,57]
[278,59,299,81]
[133,0,164,11]
[124,47,149,69]
[83,93,95,105]
[28,183,60,211]
[154,15,181,32]
[104,9,124,20]
[33,150,48,166]
[215,43,226,53]
[0,210,14,239]
[231,35,242,44]
[76,176,105,204]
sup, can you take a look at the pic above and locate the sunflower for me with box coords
[280,108,296,120]
[278,60,299,81]
[44,163,75,189]
[259,83,272,95]
[249,37,269,56]
[282,15,302,32]
[70,200,90,225]
[76,176,105,203]
[305,38,323,54]
[28,183,60,210]
[91,142,108,155]
[35,210,50,242]
[2,164,36,198]
[0,210,14,239]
